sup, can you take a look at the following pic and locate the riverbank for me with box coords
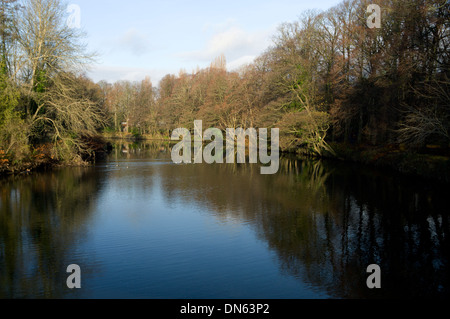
[103,132,450,183]
[3,132,449,184]
[0,136,112,178]
[328,142,450,183]
[102,131,169,141]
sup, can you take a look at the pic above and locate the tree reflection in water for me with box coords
[1,141,449,299]
[153,145,450,299]
[0,167,105,298]
[266,158,450,298]
[259,158,449,298]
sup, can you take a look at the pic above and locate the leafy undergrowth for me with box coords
[0,144,58,176]
[1,136,111,177]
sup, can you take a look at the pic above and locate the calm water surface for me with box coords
[1,141,449,299]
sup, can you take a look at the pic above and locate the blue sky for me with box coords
[70,0,341,85]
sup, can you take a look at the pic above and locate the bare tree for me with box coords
[398,76,450,146]
[271,13,336,156]
[13,0,103,162]
[36,73,104,159]
[15,0,93,116]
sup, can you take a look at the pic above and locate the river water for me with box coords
[1,141,449,299]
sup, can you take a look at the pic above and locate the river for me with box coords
[1,140,449,299]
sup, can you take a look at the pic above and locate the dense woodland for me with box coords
[0,0,449,174]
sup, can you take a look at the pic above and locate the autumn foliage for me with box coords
[100,0,449,157]
[1,0,449,175]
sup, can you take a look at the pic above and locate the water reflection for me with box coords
[0,167,105,298]
[1,140,449,298]
[108,141,450,298]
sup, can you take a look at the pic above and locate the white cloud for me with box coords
[87,64,169,85]
[117,28,150,56]
[178,23,273,68]
[87,22,275,84]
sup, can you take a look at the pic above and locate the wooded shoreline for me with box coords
[108,132,450,183]
[1,0,449,183]
[2,135,449,183]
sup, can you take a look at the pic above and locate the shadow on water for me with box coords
[264,158,450,299]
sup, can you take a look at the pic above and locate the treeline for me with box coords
[1,0,449,174]
[0,0,106,173]
[102,0,449,157]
